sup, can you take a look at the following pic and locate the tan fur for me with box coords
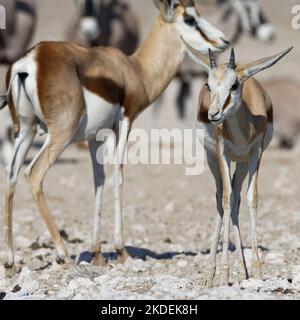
[198,75,273,147]
[35,13,184,124]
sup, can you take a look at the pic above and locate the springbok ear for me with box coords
[181,37,210,74]
[153,0,175,23]
[238,47,293,80]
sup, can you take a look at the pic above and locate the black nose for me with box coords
[221,38,230,46]
[209,110,220,118]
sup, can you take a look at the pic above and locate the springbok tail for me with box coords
[0,73,19,110]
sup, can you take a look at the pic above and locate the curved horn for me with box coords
[228,48,236,69]
[209,49,217,69]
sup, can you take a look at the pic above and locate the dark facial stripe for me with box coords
[196,25,218,46]
[223,94,231,111]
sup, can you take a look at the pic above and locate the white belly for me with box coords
[73,88,120,141]
[197,121,273,160]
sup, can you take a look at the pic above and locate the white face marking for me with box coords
[207,68,242,124]
[176,7,228,54]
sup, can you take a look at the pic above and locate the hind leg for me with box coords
[24,128,76,263]
[4,119,37,272]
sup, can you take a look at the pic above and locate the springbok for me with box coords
[169,0,275,126]
[184,41,292,286]
[66,0,140,56]
[0,0,36,165]
[218,0,274,43]
[0,0,229,271]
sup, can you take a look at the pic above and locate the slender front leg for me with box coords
[88,139,106,266]
[114,113,130,261]
[216,131,233,286]
[231,162,248,282]
[247,144,263,279]
[204,154,224,288]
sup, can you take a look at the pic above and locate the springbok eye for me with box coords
[184,14,196,26]
[231,81,239,91]
[205,83,211,91]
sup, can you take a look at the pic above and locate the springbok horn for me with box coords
[209,49,217,69]
[228,48,236,69]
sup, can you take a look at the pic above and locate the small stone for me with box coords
[68,277,95,291]
[240,279,265,290]
[56,288,75,299]
[22,280,40,293]
[177,260,188,268]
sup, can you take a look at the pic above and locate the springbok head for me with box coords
[183,40,292,124]
[77,0,102,41]
[153,0,230,53]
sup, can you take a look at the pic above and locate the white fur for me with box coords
[11,51,45,123]
[177,7,228,53]
[73,88,120,142]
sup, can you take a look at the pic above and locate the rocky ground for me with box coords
[0,142,300,300]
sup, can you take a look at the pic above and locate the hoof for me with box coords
[116,248,129,264]
[56,254,69,265]
[203,266,216,288]
[93,253,107,267]
[251,259,262,279]
[4,263,17,278]
[220,265,230,286]
[203,276,214,288]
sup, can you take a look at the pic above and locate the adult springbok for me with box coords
[0,0,229,271]
[184,41,292,286]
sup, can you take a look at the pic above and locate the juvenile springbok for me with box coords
[0,0,229,271]
[184,41,292,286]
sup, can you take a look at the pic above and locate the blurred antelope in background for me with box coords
[184,41,291,286]
[0,0,36,165]
[162,0,275,127]
[1,0,228,272]
[66,0,140,55]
